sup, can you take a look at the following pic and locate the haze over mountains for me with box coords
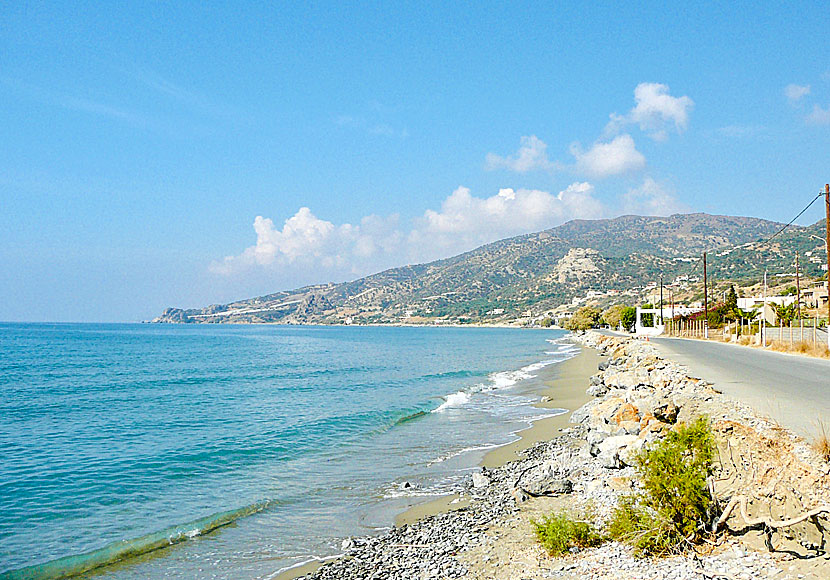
[154,213,826,325]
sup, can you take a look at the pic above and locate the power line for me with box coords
[762,191,823,245]
[665,190,825,291]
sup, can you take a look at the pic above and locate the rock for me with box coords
[614,403,640,424]
[587,382,610,397]
[597,434,639,469]
[472,471,491,488]
[599,434,640,455]
[586,429,607,446]
[599,448,623,469]
[523,477,573,496]
[653,401,679,423]
[619,420,641,435]
[605,476,634,491]
[618,438,646,466]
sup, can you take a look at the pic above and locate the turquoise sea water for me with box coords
[0,323,574,579]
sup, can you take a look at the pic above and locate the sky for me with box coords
[2,2,829,322]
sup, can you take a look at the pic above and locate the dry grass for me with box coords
[814,421,830,462]
[766,340,830,359]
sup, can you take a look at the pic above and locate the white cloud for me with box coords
[570,134,646,178]
[211,184,607,279]
[409,184,604,259]
[485,135,559,172]
[607,82,694,141]
[620,177,688,216]
[806,104,830,125]
[210,208,402,276]
[785,83,811,103]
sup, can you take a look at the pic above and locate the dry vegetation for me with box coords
[814,421,830,462]
[766,340,830,359]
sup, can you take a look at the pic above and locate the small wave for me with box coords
[1,500,275,580]
[271,555,343,580]
[485,359,554,390]
[433,391,471,412]
[393,409,429,425]
[426,442,501,466]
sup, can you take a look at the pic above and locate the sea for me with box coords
[0,323,577,579]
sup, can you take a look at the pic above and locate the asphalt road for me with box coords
[650,337,830,440]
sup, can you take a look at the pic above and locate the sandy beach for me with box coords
[277,344,600,580]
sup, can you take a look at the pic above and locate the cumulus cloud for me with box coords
[785,83,811,103]
[211,184,607,279]
[620,177,688,216]
[806,104,830,125]
[484,135,559,172]
[409,183,604,258]
[570,134,646,178]
[607,82,694,141]
[210,208,402,276]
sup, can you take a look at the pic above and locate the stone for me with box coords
[653,401,679,423]
[614,402,640,424]
[618,438,646,466]
[472,471,491,488]
[523,477,573,496]
[619,420,641,435]
[587,382,610,397]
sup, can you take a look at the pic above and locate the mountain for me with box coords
[153,213,827,325]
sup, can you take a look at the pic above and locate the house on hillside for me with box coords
[737,295,796,311]
[804,285,829,309]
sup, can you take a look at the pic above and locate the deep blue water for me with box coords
[0,323,574,579]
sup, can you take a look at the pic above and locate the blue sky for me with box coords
[2,2,829,321]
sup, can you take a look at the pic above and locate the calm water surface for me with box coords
[0,323,574,579]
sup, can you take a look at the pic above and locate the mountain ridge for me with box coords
[154,212,825,325]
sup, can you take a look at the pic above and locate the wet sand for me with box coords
[276,342,600,580]
[480,345,600,468]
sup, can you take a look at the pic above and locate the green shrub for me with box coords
[532,512,603,556]
[608,417,715,555]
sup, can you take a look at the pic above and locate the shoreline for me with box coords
[294,331,830,580]
[278,342,599,580]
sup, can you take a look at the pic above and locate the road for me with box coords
[649,337,830,440]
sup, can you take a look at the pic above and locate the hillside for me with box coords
[153,213,827,325]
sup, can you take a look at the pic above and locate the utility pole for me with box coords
[763,270,768,347]
[825,183,830,348]
[659,277,664,326]
[703,252,708,339]
[795,252,801,322]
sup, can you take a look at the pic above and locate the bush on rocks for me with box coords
[532,512,603,556]
[608,416,715,555]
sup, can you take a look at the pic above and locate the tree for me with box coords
[724,285,738,320]
[602,304,626,329]
[563,306,601,330]
[775,303,798,323]
[539,317,553,328]
[640,304,654,327]
[620,307,637,332]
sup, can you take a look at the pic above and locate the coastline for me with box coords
[278,341,599,580]
[292,332,830,580]
[391,345,597,528]
[480,345,599,468]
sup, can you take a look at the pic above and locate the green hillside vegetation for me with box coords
[154,213,827,325]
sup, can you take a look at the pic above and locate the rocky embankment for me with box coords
[299,332,830,580]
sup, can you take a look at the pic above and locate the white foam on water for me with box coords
[433,390,472,412]
[425,442,501,466]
